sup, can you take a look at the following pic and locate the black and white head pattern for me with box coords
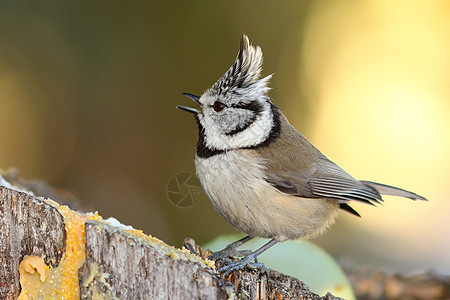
[196,35,277,157]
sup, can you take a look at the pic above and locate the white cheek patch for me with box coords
[201,103,273,150]
[219,109,256,135]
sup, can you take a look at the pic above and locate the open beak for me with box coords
[177,93,201,114]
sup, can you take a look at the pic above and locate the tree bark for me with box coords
[0,184,339,300]
[0,186,66,299]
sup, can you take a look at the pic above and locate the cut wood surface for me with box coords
[0,182,340,300]
[0,186,66,299]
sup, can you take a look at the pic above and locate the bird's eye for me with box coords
[212,101,225,112]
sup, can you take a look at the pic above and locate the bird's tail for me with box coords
[360,181,427,201]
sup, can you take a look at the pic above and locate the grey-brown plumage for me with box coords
[177,34,426,276]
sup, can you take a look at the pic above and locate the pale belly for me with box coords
[195,151,339,241]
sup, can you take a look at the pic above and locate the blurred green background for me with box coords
[1,1,449,275]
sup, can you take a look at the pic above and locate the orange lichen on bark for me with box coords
[18,256,49,300]
[18,200,102,299]
[16,198,215,299]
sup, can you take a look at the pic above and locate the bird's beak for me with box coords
[177,93,201,115]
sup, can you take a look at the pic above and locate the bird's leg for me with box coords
[207,235,254,261]
[217,238,279,277]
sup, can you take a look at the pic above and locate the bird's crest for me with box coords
[207,35,272,99]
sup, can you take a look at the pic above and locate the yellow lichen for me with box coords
[123,228,216,270]
[18,200,101,299]
[18,256,49,300]
[17,198,214,299]
[81,263,99,288]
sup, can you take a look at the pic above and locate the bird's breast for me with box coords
[195,150,339,241]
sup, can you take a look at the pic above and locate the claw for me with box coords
[208,249,252,260]
[210,237,278,278]
[217,257,234,265]
[217,255,269,278]
[207,235,254,261]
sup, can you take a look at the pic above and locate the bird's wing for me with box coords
[308,157,383,205]
[253,111,383,206]
[264,160,383,206]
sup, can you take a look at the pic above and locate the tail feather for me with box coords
[360,181,427,201]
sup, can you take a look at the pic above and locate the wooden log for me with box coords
[0,182,340,300]
[78,220,232,299]
[0,187,66,299]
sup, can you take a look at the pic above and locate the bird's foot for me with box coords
[208,248,252,261]
[216,254,269,278]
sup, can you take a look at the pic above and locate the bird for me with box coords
[177,34,426,277]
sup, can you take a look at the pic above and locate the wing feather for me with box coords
[339,203,361,217]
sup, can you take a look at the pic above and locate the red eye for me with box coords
[213,101,225,112]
